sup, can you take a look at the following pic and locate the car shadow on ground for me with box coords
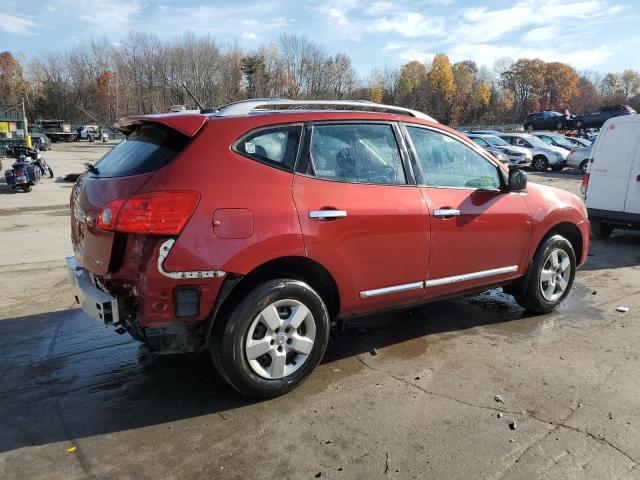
[0,290,532,453]
[582,231,640,271]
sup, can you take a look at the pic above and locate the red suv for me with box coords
[67,100,590,398]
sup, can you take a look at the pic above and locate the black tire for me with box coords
[556,121,564,130]
[210,278,330,398]
[48,167,54,178]
[532,155,549,171]
[579,160,588,174]
[551,165,564,171]
[576,120,584,129]
[20,184,32,192]
[513,235,576,314]
[591,221,614,239]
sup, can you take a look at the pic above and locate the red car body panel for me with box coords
[292,174,430,315]
[70,109,591,334]
[420,187,531,298]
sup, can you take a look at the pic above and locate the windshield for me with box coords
[483,136,509,147]
[548,135,574,149]
[520,135,547,147]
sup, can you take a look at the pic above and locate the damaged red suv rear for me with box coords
[67,99,590,398]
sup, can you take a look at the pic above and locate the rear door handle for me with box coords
[433,209,461,217]
[309,210,348,220]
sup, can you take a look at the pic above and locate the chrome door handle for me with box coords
[433,209,461,217]
[309,210,347,220]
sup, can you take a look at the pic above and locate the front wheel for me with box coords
[532,155,549,171]
[513,235,576,313]
[210,278,330,398]
[556,121,564,130]
[20,184,32,192]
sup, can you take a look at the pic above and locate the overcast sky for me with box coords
[1,0,636,74]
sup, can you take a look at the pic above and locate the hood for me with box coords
[496,145,530,155]
[536,145,568,159]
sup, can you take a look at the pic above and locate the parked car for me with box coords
[467,134,532,167]
[524,111,571,131]
[499,133,569,171]
[29,133,52,151]
[66,99,590,398]
[574,105,636,129]
[530,132,576,151]
[563,136,592,148]
[582,114,640,237]
[466,129,502,135]
[567,146,591,174]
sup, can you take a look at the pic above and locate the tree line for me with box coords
[2,32,640,127]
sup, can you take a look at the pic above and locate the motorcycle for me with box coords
[4,145,54,192]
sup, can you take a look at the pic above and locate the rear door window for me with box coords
[235,125,302,171]
[94,124,189,178]
[307,123,406,185]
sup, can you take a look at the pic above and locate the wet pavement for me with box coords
[1,144,640,479]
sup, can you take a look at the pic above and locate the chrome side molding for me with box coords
[425,265,518,287]
[157,239,226,280]
[360,281,424,299]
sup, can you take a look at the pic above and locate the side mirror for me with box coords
[508,168,527,191]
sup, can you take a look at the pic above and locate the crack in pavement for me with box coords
[355,354,640,472]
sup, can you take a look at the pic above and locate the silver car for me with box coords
[467,134,532,167]
[499,133,569,171]
[567,146,591,174]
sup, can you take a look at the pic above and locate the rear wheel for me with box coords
[591,221,614,239]
[210,278,330,398]
[579,160,588,174]
[20,184,32,192]
[525,124,533,131]
[532,155,549,171]
[513,235,576,313]
[576,120,584,129]
[556,121,564,130]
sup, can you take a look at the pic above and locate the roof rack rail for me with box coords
[212,98,437,122]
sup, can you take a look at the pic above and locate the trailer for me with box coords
[37,120,77,142]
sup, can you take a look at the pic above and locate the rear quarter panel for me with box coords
[138,119,306,275]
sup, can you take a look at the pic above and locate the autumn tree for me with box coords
[501,58,546,119]
[0,51,29,108]
[543,62,579,109]
[428,53,455,121]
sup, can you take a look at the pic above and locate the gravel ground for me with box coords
[1,143,639,480]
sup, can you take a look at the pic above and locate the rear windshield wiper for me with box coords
[84,162,100,175]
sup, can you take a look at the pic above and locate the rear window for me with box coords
[93,124,189,178]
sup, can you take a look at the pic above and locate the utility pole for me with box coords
[22,100,32,148]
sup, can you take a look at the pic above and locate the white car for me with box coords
[467,134,532,167]
[582,114,640,237]
[499,133,569,171]
[567,146,591,174]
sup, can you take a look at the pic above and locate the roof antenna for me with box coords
[182,83,212,113]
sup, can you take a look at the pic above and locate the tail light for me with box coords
[97,191,200,235]
[580,173,590,195]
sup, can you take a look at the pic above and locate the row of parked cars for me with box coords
[465,130,592,173]
[524,105,637,131]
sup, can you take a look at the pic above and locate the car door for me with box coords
[404,125,531,299]
[292,122,430,316]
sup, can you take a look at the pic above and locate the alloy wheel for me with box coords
[539,249,571,302]
[245,299,316,379]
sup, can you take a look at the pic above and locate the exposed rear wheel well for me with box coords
[211,257,340,330]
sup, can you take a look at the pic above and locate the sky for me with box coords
[1,0,637,75]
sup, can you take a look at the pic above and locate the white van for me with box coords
[582,114,640,237]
